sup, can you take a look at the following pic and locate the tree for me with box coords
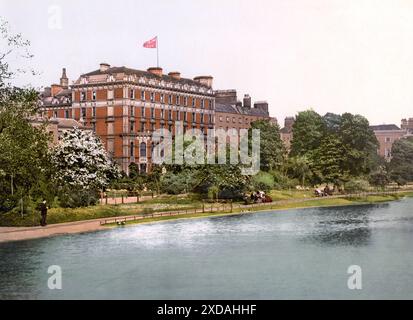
[0,18,52,213]
[311,135,347,186]
[286,155,312,187]
[390,137,413,185]
[250,119,284,171]
[338,113,378,176]
[290,110,325,157]
[51,127,120,207]
[369,165,390,189]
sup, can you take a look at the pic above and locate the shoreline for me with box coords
[105,194,406,227]
[0,192,411,244]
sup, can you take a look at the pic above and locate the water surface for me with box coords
[1,198,413,299]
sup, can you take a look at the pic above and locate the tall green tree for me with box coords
[286,155,312,187]
[390,137,413,185]
[338,113,378,176]
[250,119,284,172]
[311,135,347,186]
[0,18,53,213]
[290,110,325,157]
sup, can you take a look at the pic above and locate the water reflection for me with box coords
[300,205,375,247]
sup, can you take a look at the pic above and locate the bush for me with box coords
[272,171,299,189]
[160,171,199,195]
[160,172,188,195]
[58,188,100,208]
[252,171,275,192]
[344,179,370,193]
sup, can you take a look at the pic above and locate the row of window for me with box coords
[75,107,214,123]
[80,89,213,109]
[134,122,210,133]
[218,115,257,124]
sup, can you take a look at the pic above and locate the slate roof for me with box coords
[81,66,210,89]
[215,103,269,117]
[370,124,401,131]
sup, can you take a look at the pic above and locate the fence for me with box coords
[99,189,411,226]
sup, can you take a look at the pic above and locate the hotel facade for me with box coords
[40,64,215,173]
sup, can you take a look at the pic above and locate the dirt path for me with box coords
[0,219,106,243]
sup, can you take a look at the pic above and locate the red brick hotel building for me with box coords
[41,64,215,173]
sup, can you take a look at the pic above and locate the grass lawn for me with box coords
[1,190,411,227]
[107,193,411,227]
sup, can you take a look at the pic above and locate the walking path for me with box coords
[0,190,409,244]
[0,219,106,243]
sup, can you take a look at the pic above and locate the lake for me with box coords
[1,198,413,299]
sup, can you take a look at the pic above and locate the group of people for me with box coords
[314,185,334,197]
[244,191,273,204]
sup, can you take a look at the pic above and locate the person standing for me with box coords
[39,200,48,227]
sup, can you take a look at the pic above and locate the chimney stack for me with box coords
[51,84,63,96]
[215,90,237,105]
[168,71,181,80]
[100,63,110,72]
[243,94,251,108]
[193,76,213,88]
[284,117,295,130]
[147,67,163,77]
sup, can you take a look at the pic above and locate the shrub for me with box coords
[160,173,185,195]
[344,179,370,193]
[272,171,299,189]
[252,171,275,192]
[58,188,100,208]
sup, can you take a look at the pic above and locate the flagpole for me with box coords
[157,36,159,68]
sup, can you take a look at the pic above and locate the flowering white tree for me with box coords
[51,127,120,190]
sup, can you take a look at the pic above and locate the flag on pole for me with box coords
[143,36,157,48]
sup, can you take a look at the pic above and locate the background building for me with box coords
[214,90,275,132]
[370,124,407,161]
[280,116,295,152]
[401,118,413,133]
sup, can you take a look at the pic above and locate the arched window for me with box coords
[140,142,147,157]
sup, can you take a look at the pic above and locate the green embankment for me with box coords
[1,191,412,227]
[107,192,413,227]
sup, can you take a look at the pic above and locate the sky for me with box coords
[1,0,413,126]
